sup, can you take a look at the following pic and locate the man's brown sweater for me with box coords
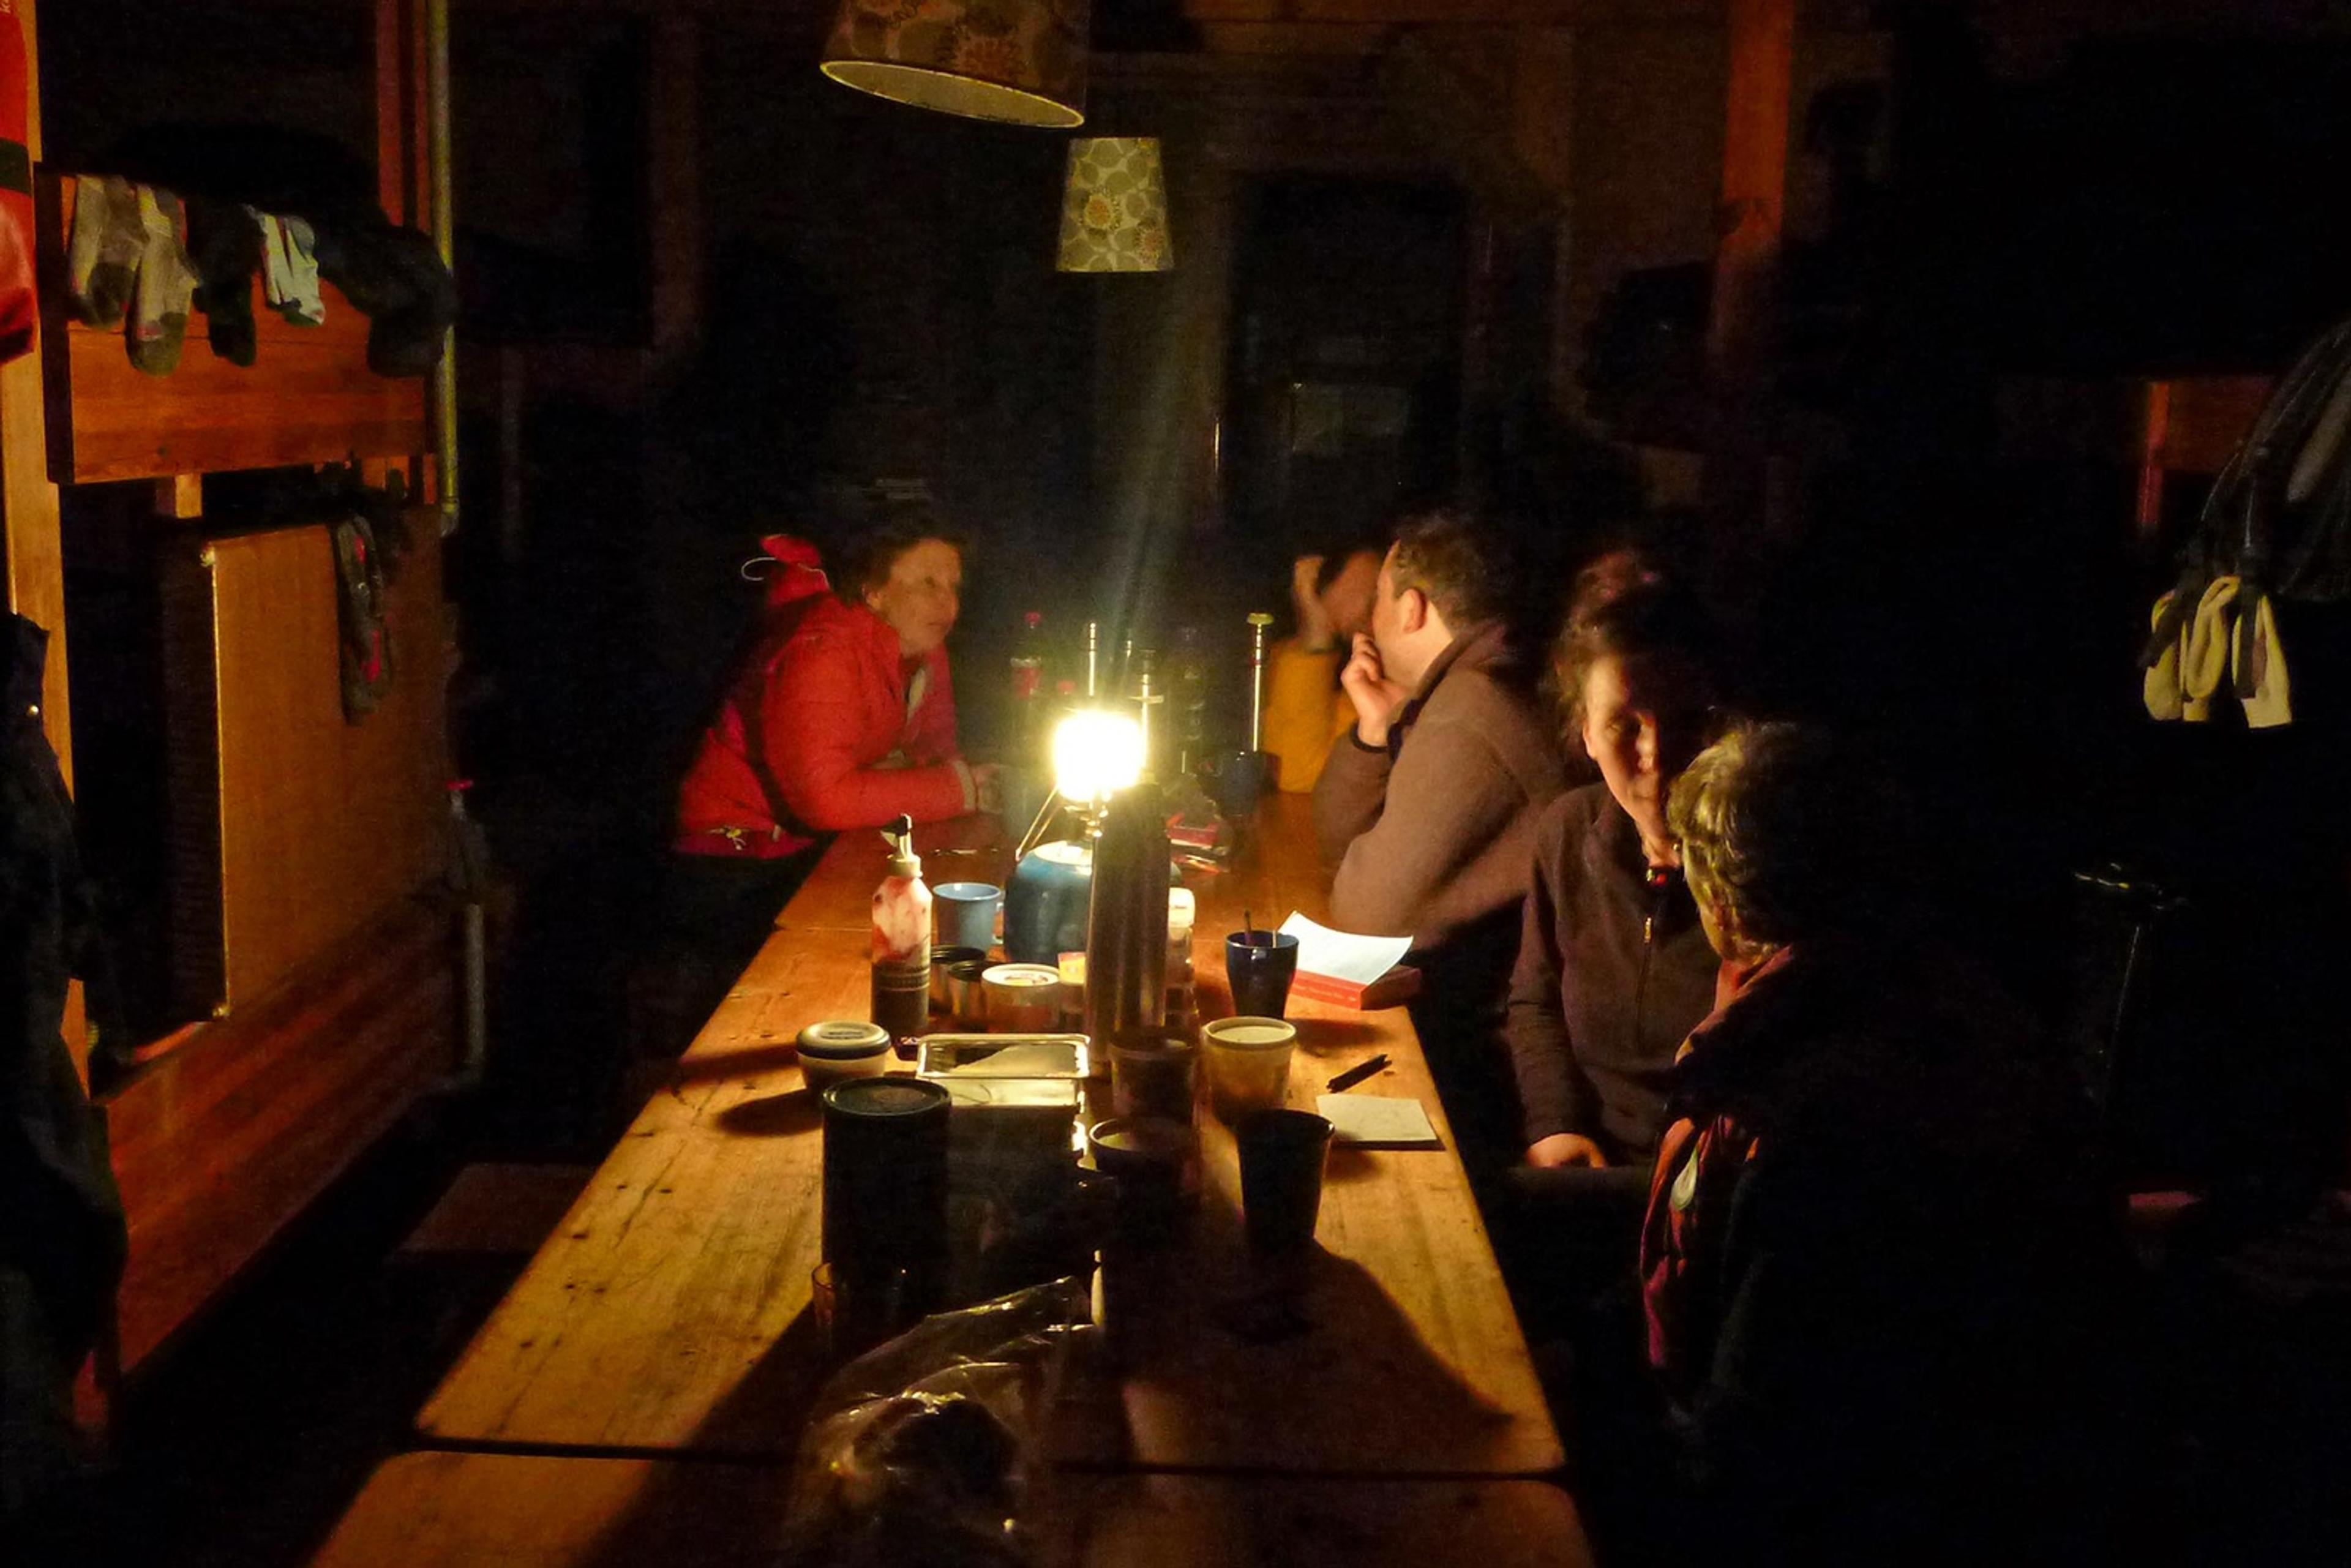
[1311,621,1568,951]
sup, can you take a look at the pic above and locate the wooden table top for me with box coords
[416,797,1561,1477]
[309,1450,1593,1568]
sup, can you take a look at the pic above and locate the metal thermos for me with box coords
[1246,611,1274,751]
[1084,781,1169,1048]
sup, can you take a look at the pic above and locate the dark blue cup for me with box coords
[1224,929,1299,1019]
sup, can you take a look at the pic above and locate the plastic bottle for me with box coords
[870,814,932,1050]
[1009,610,1046,757]
[1167,625,1209,775]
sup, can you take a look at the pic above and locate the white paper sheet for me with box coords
[1278,912,1411,985]
[1316,1093,1443,1149]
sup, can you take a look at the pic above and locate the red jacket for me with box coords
[675,541,972,858]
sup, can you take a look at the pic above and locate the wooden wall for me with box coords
[107,895,457,1372]
[162,519,452,1015]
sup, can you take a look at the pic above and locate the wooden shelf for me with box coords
[37,172,429,486]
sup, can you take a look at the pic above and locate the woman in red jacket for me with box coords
[675,508,995,860]
[651,506,996,1052]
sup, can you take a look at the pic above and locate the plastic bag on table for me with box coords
[779,1275,1092,1567]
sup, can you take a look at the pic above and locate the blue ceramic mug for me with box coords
[932,882,1003,953]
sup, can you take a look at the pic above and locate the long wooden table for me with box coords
[381,795,1578,1561]
[418,798,1558,1474]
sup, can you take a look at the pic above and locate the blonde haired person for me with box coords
[1638,722,2127,1560]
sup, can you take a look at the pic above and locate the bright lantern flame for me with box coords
[1052,710,1144,804]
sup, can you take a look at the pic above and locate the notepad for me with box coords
[1316,1093,1443,1150]
[1279,913,1420,1009]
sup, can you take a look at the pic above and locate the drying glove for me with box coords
[2143,587,2186,721]
[312,219,454,376]
[2178,574,2240,723]
[2235,588,2293,729]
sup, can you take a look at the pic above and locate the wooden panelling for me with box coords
[160,519,450,1013]
[107,895,457,1372]
[37,173,429,486]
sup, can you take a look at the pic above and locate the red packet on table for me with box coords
[1278,913,1421,1010]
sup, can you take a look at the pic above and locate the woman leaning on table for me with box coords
[656,503,999,1046]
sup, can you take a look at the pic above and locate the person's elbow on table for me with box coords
[781,762,969,833]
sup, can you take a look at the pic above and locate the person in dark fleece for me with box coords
[1505,566,1727,1176]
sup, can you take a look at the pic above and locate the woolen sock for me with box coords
[127,186,197,376]
[261,213,324,326]
[186,195,261,366]
[66,174,142,328]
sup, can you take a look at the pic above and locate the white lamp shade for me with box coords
[1057,137,1174,273]
[821,0,1089,129]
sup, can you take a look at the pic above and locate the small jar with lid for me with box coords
[798,1020,893,1093]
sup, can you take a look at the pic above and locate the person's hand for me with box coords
[1526,1133,1610,1169]
[1291,555,1336,651]
[969,762,1005,816]
[1340,633,1409,747]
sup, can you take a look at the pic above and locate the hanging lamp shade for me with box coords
[1057,137,1173,272]
[820,0,1089,129]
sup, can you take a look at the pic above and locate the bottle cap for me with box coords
[883,814,920,879]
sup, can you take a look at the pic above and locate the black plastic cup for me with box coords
[1224,930,1299,1019]
[1236,1108,1334,1256]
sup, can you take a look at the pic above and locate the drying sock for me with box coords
[186,195,261,366]
[127,186,197,375]
[260,212,324,326]
[67,174,143,328]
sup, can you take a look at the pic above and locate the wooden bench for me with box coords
[310,1450,1594,1568]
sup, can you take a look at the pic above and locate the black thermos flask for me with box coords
[820,1076,952,1318]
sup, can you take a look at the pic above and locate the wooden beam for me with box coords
[1704,0,1791,535]
[1706,0,1791,392]
[154,475,202,519]
[647,13,703,361]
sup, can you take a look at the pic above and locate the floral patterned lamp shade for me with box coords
[820,0,1089,129]
[1057,137,1174,273]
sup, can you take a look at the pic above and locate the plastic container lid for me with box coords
[798,1020,893,1059]
[982,962,1062,989]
